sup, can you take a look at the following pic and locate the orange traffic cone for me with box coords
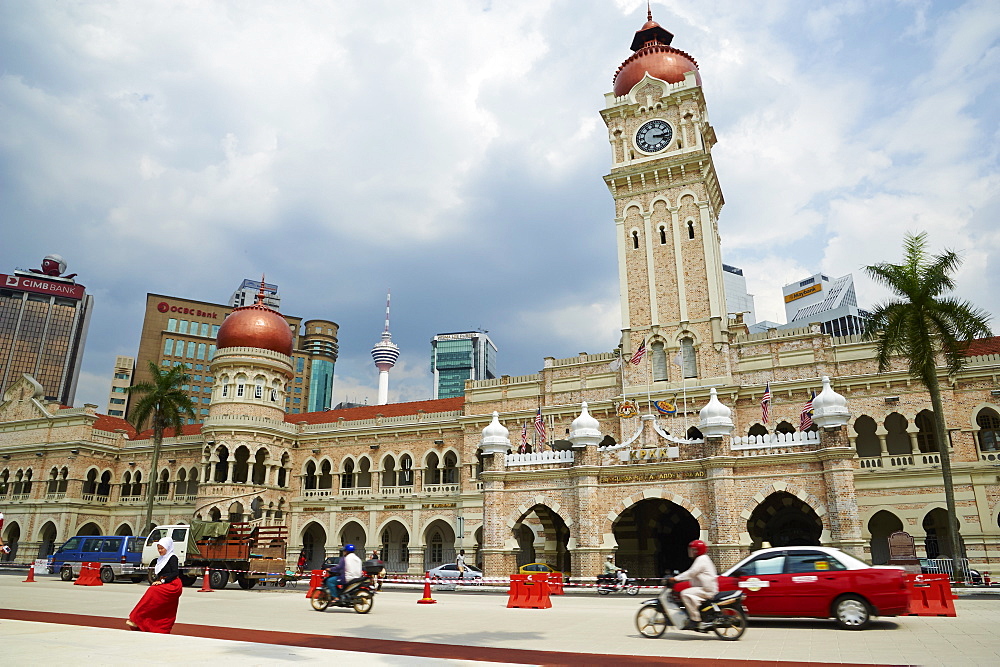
[23,564,36,583]
[197,568,214,593]
[417,571,437,604]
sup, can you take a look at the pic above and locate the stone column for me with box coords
[875,426,888,456]
[407,546,426,576]
[478,452,517,577]
[819,425,865,558]
[705,442,743,569]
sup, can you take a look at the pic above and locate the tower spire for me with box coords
[370,290,400,405]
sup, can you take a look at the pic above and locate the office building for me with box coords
[721,264,756,325]
[230,278,280,310]
[129,292,338,422]
[0,254,93,406]
[431,331,497,399]
[749,272,868,336]
[105,355,135,417]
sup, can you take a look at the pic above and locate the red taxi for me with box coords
[718,546,909,629]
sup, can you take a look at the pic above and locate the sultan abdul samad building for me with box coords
[2,14,999,581]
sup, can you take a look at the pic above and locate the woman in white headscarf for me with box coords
[126,536,183,633]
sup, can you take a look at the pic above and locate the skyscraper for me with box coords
[229,278,280,309]
[0,254,93,406]
[105,355,135,417]
[370,293,399,405]
[431,331,497,399]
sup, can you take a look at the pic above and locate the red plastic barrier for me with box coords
[507,574,551,609]
[904,573,956,617]
[547,573,564,595]
[306,569,324,599]
[74,562,103,586]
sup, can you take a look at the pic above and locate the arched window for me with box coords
[357,458,372,488]
[659,225,667,244]
[157,470,170,497]
[254,376,264,399]
[209,507,222,522]
[631,230,639,249]
[426,452,441,486]
[687,220,695,239]
[853,415,880,457]
[977,408,1000,452]
[748,424,768,438]
[304,461,317,490]
[47,467,59,493]
[83,469,98,495]
[442,452,458,485]
[131,471,143,497]
[341,459,355,489]
[915,410,938,453]
[0,469,9,497]
[776,421,795,435]
[319,460,333,489]
[650,340,667,381]
[679,337,697,378]
[382,456,397,487]
[399,455,413,487]
[98,471,112,497]
[687,426,703,440]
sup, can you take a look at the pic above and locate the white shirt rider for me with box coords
[662,540,718,629]
[343,550,363,582]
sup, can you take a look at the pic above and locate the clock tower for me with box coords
[602,11,730,384]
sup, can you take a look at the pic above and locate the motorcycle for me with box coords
[310,573,377,614]
[635,578,747,641]
[597,570,640,596]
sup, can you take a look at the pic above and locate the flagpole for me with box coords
[645,337,653,416]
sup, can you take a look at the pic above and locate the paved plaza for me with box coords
[1,573,999,665]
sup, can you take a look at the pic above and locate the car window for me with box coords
[467,564,481,573]
[102,539,121,552]
[441,564,456,571]
[126,538,143,553]
[146,529,166,546]
[526,564,539,571]
[785,551,847,573]
[172,528,188,543]
[83,538,103,553]
[735,553,785,576]
[58,537,83,553]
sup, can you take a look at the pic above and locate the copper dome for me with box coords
[216,302,294,356]
[613,15,699,97]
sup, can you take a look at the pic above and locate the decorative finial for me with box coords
[256,273,267,306]
[647,1,652,21]
[384,290,391,333]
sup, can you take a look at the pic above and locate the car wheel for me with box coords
[834,594,871,630]
[60,567,74,582]
[712,607,747,641]
[635,603,667,638]
[100,567,116,584]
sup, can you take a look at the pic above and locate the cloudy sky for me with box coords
[2,0,998,411]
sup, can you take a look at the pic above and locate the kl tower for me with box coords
[370,291,400,405]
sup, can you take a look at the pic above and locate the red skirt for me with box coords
[129,578,182,633]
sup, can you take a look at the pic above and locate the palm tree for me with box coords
[126,361,197,534]
[863,232,992,576]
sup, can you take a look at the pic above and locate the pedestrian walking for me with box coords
[295,549,307,576]
[456,549,467,580]
[0,512,7,556]
[126,536,183,633]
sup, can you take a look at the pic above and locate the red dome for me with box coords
[216,303,294,356]
[614,44,699,97]
[613,16,699,97]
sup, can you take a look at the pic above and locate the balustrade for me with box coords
[421,483,460,494]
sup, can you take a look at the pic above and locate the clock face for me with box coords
[635,119,673,153]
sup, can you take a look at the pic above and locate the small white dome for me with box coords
[698,388,734,438]
[812,376,850,428]
[479,411,511,455]
[569,402,602,448]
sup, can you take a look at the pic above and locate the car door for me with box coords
[781,551,848,616]
[728,551,787,616]
[99,538,122,565]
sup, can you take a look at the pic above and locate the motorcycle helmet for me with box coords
[688,539,707,556]
[344,544,356,553]
[606,555,613,560]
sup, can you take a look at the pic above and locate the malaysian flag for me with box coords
[799,391,815,431]
[519,423,528,454]
[761,382,772,424]
[629,339,647,365]
[534,408,546,444]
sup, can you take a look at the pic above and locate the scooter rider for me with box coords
[662,539,718,631]
[604,555,627,589]
[342,544,363,588]
[324,547,345,600]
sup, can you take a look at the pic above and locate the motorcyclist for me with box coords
[324,548,345,600]
[603,554,627,589]
[662,539,718,631]
[341,544,364,589]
